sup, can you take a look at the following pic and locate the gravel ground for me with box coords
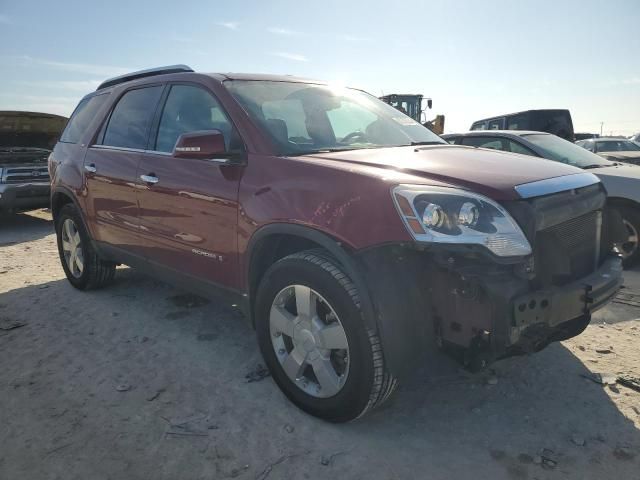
[1,209,640,480]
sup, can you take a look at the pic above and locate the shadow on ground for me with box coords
[0,266,639,480]
[0,209,53,245]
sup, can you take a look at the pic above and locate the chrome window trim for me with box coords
[90,145,146,154]
[90,145,172,156]
[514,173,600,199]
[89,145,232,163]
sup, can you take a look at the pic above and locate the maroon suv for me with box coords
[49,65,623,422]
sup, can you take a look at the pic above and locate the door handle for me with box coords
[140,174,159,184]
[84,163,97,173]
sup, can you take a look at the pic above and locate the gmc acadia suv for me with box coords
[49,65,623,422]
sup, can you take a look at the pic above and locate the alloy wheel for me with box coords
[269,285,350,398]
[61,218,84,278]
[617,218,639,260]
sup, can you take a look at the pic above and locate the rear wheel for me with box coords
[55,203,116,290]
[616,206,640,267]
[255,250,396,422]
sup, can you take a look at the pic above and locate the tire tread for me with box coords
[281,249,397,419]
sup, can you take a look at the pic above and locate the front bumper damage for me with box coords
[509,256,622,347]
[357,245,623,379]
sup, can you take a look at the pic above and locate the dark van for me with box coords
[470,109,574,141]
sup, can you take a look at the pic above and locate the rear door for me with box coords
[135,83,244,288]
[83,85,163,255]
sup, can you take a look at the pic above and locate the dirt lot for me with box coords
[1,210,640,480]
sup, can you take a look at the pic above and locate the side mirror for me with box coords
[173,130,227,160]
[426,99,433,109]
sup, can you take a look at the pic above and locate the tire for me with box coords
[255,249,396,422]
[55,203,116,290]
[617,206,640,268]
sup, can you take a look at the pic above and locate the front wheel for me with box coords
[616,206,640,267]
[255,250,396,422]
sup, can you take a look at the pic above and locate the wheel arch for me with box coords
[51,186,101,253]
[607,196,640,211]
[51,187,81,223]
[245,223,377,331]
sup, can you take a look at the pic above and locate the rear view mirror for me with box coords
[173,130,226,160]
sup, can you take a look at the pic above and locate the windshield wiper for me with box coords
[582,164,610,169]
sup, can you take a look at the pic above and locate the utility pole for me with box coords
[600,122,604,136]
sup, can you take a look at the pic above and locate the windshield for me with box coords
[523,133,613,168]
[225,80,445,155]
[596,140,640,152]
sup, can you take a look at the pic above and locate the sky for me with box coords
[0,0,638,135]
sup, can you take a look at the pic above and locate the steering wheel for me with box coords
[341,131,368,144]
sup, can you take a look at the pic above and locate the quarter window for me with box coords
[101,86,163,150]
[60,93,109,144]
[155,85,238,153]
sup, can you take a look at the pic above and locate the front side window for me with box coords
[60,93,109,144]
[101,86,163,150]
[155,85,240,153]
[488,119,504,130]
[225,80,444,155]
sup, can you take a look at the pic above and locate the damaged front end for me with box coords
[358,176,624,379]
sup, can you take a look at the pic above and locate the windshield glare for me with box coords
[523,133,613,168]
[225,80,444,155]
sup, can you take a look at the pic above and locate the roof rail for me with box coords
[96,64,194,90]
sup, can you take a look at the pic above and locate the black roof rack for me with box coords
[96,64,194,91]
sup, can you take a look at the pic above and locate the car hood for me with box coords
[597,151,640,165]
[591,163,640,178]
[0,111,68,152]
[590,164,640,202]
[303,144,586,200]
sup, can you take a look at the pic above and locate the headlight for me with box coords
[392,185,532,257]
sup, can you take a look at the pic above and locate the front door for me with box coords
[83,85,164,256]
[135,83,244,289]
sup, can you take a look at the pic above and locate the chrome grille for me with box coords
[2,166,50,183]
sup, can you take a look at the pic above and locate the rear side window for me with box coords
[506,139,535,156]
[60,94,109,144]
[488,118,504,130]
[507,114,529,130]
[462,136,505,151]
[102,86,163,150]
